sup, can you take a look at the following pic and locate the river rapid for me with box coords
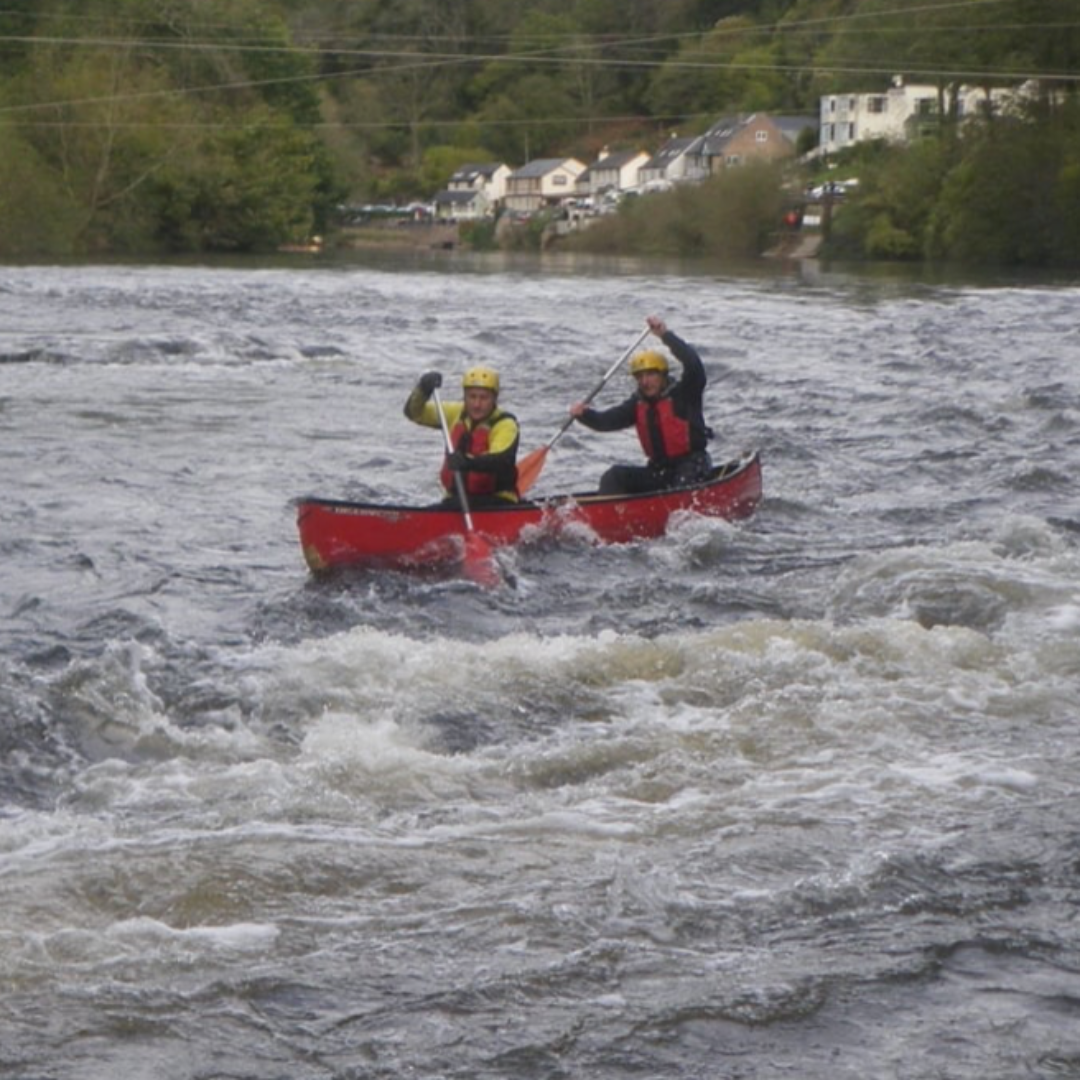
[1,253,1079,1079]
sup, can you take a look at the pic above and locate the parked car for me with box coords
[807,178,859,199]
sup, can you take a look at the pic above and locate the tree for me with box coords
[928,110,1080,266]
[419,144,490,192]
[0,0,39,69]
[154,111,322,250]
[10,29,202,250]
[2,0,338,252]
[823,139,957,261]
[645,16,780,121]
[0,122,84,256]
[475,75,580,163]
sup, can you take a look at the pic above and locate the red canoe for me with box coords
[296,450,762,573]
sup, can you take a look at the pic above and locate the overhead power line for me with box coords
[0,0,1076,123]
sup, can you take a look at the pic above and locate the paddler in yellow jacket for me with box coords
[404,366,521,506]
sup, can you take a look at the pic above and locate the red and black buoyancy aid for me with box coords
[439,414,518,498]
[634,396,692,465]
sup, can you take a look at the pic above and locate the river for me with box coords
[1,251,1079,1079]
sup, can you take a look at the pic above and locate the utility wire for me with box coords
[0,0,1075,122]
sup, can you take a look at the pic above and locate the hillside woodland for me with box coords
[1,0,1078,265]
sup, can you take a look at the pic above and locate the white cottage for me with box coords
[434,162,511,220]
[637,136,705,189]
[576,147,651,201]
[504,158,587,214]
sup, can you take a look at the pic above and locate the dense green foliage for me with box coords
[0,0,336,255]
[565,163,786,259]
[823,96,1080,266]
[0,0,1077,263]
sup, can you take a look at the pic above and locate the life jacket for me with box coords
[439,413,518,498]
[635,396,692,464]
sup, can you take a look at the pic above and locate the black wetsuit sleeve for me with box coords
[662,331,706,398]
[576,396,638,432]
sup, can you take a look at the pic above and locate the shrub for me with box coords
[563,162,785,259]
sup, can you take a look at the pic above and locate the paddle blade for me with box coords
[462,531,502,589]
[516,445,549,496]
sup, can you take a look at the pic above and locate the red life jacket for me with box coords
[439,417,509,497]
[635,397,692,463]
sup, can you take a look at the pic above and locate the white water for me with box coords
[1,254,1079,1078]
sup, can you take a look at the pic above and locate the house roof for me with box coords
[641,137,698,171]
[698,115,744,155]
[449,162,506,182]
[579,150,645,181]
[510,158,576,179]
[594,150,645,170]
[770,115,819,142]
[435,189,482,206]
[694,113,819,156]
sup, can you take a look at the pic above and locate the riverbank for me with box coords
[330,219,827,260]
[334,222,460,251]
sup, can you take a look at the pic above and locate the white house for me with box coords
[819,75,1035,155]
[637,136,705,189]
[433,162,511,220]
[819,77,939,154]
[434,189,488,221]
[575,147,651,200]
[503,158,586,214]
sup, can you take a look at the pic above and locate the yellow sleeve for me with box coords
[404,393,463,431]
[485,415,520,454]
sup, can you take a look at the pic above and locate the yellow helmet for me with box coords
[462,365,500,392]
[629,350,668,377]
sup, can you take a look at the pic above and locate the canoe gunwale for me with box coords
[295,450,760,518]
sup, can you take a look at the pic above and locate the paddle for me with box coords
[516,325,653,495]
[432,388,502,588]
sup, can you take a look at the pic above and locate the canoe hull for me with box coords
[296,451,762,572]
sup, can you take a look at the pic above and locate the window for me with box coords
[755,130,768,143]
[868,96,886,114]
[553,175,567,187]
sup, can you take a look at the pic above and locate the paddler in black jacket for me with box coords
[404,365,521,505]
[568,315,713,495]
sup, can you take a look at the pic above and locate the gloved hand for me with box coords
[446,449,469,472]
[418,370,442,396]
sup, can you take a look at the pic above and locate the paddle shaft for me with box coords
[515,325,656,496]
[432,388,477,531]
[545,325,653,453]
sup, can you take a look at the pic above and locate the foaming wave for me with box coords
[299,710,475,804]
[241,615,1037,801]
[49,640,272,767]
[826,518,1078,634]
